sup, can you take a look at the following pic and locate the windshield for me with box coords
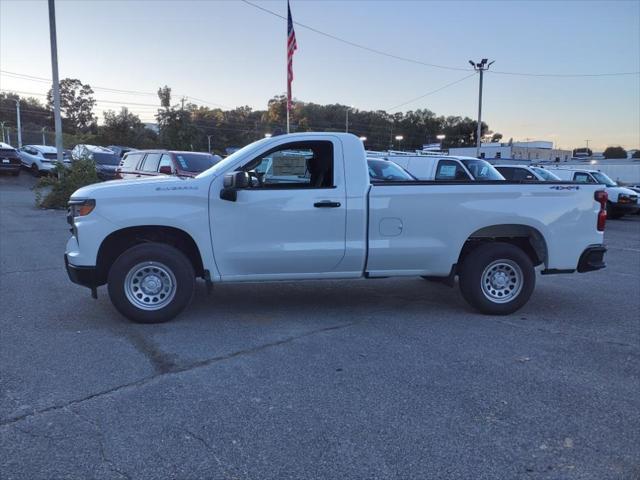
[197,137,271,178]
[175,153,218,173]
[461,159,504,180]
[368,159,415,181]
[530,167,560,181]
[592,171,617,187]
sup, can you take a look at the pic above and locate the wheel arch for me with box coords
[96,225,204,285]
[457,224,548,270]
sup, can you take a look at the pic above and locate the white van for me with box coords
[368,153,504,181]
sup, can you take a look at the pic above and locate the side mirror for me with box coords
[220,171,250,202]
[159,165,173,175]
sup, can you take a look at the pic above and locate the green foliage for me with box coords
[603,146,627,159]
[97,107,157,148]
[47,78,97,134]
[35,158,100,209]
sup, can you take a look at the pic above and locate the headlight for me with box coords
[68,198,96,219]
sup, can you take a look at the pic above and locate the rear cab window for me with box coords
[573,172,595,183]
[121,152,144,170]
[141,153,162,173]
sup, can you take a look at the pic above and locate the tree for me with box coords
[602,146,627,159]
[491,133,503,142]
[47,78,97,133]
[157,86,172,109]
[98,107,156,148]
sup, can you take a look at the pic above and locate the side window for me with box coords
[242,141,334,188]
[158,154,173,172]
[141,153,162,172]
[511,168,535,181]
[435,160,470,181]
[497,167,515,180]
[573,172,594,183]
[122,153,143,169]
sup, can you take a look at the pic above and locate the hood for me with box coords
[71,175,199,200]
[606,186,638,201]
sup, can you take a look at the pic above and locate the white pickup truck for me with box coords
[64,133,608,323]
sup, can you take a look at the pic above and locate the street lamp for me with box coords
[42,127,47,145]
[0,121,5,143]
[395,135,404,149]
[207,134,213,153]
[264,133,272,138]
[346,105,354,133]
[359,136,367,142]
[469,58,494,157]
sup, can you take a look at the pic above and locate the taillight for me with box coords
[595,190,607,232]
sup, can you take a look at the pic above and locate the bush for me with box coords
[603,146,627,159]
[35,158,100,209]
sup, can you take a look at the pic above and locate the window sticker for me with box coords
[176,155,188,169]
[439,165,457,177]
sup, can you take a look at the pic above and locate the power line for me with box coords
[240,0,639,78]
[0,70,229,107]
[386,73,476,112]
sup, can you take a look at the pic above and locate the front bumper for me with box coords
[65,254,100,289]
[0,163,21,172]
[611,202,639,215]
[577,245,607,273]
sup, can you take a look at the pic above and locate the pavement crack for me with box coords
[0,320,360,428]
[66,407,132,480]
[185,429,234,479]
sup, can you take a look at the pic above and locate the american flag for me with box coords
[287,0,297,111]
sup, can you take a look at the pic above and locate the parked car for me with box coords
[65,133,607,324]
[547,167,639,219]
[116,150,220,180]
[495,164,561,181]
[0,142,22,176]
[107,145,137,159]
[367,158,416,181]
[71,145,120,180]
[18,145,71,176]
[371,153,505,181]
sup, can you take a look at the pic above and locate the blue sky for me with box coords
[1,0,638,151]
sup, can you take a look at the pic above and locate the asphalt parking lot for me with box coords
[1,172,639,480]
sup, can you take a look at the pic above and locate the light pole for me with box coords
[264,133,272,138]
[436,134,446,150]
[345,105,354,133]
[469,58,494,158]
[395,135,404,150]
[14,99,22,148]
[48,0,64,164]
[0,121,5,143]
[585,139,590,156]
[42,127,47,145]
[207,134,213,153]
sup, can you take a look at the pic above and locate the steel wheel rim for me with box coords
[124,261,176,311]
[480,259,523,304]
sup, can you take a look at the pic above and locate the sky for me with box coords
[0,0,639,151]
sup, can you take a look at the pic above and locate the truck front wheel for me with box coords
[107,243,195,323]
[458,242,535,315]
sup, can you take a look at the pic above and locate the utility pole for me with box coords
[15,100,22,148]
[48,0,64,164]
[469,58,494,158]
[207,135,213,153]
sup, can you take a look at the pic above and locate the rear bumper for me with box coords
[577,245,607,273]
[65,254,100,288]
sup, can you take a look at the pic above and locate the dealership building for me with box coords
[449,141,572,162]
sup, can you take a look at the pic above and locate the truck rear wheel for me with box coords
[458,242,535,315]
[107,243,195,323]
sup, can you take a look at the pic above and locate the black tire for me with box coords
[458,242,535,315]
[31,164,39,177]
[107,243,195,323]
